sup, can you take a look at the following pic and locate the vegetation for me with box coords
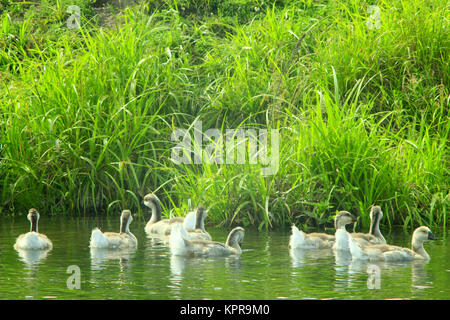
[0,0,448,231]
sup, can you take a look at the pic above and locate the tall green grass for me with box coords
[0,0,448,230]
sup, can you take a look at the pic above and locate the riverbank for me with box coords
[0,0,448,229]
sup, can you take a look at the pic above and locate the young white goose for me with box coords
[290,211,357,249]
[90,210,137,249]
[14,208,53,250]
[349,226,437,262]
[334,206,386,251]
[170,224,244,257]
[143,193,184,235]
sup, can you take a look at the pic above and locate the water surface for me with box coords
[0,215,448,299]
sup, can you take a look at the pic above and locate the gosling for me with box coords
[348,226,437,262]
[90,210,137,249]
[290,211,356,249]
[14,208,53,250]
[143,193,183,235]
[170,224,244,257]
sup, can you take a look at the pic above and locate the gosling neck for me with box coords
[335,220,347,230]
[369,212,385,241]
[195,211,205,231]
[149,201,163,224]
[120,216,136,244]
[228,241,242,254]
[226,231,242,253]
[120,217,131,234]
[30,215,38,233]
[412,238,430,260]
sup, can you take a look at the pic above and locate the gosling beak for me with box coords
[428,231,437,240]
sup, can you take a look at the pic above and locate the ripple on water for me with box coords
[0,219,449,299]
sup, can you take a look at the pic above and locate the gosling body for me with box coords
[14,209,53,250]
[170,224,244,257]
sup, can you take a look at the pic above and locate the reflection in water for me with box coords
[168,254,185,299]
[411,261,431,290]
[168,253,243,299]
[333,250,354,291]
[170,254,243,277]
[14,248,52,297]
[348,258,372,273]
[146,233,167,244]
[301,247,437,294]
[89,247,138,291]
[334,249,352,266]
[346,259,380,290]
[334,252,432,293]
[290,248,333,267]
[90,247,137,271]
[143,236,169,263]
[170,254,188,277]
[16,248,51,267]
[225,255,243,271]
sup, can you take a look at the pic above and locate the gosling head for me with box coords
[27,208,40,232]
[413,226,437,243]
[227,227,245,247]
[370,206,383,222]
[143,193,160,209]
[121,209,133,222]
[334,211,357,229]
[27,208,40,221]
[196,206,207,218]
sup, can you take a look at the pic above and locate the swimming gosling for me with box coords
[348,226,437,261]
[90,210,137,249]
[170,224,244,257]
[143,193,184,235]
[14,208,53,250]
[290,211,356,249]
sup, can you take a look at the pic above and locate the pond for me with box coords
[0,215,448,300]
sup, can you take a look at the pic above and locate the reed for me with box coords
[0,0,447,230]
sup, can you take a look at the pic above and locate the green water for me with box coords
[0,215,448,300]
